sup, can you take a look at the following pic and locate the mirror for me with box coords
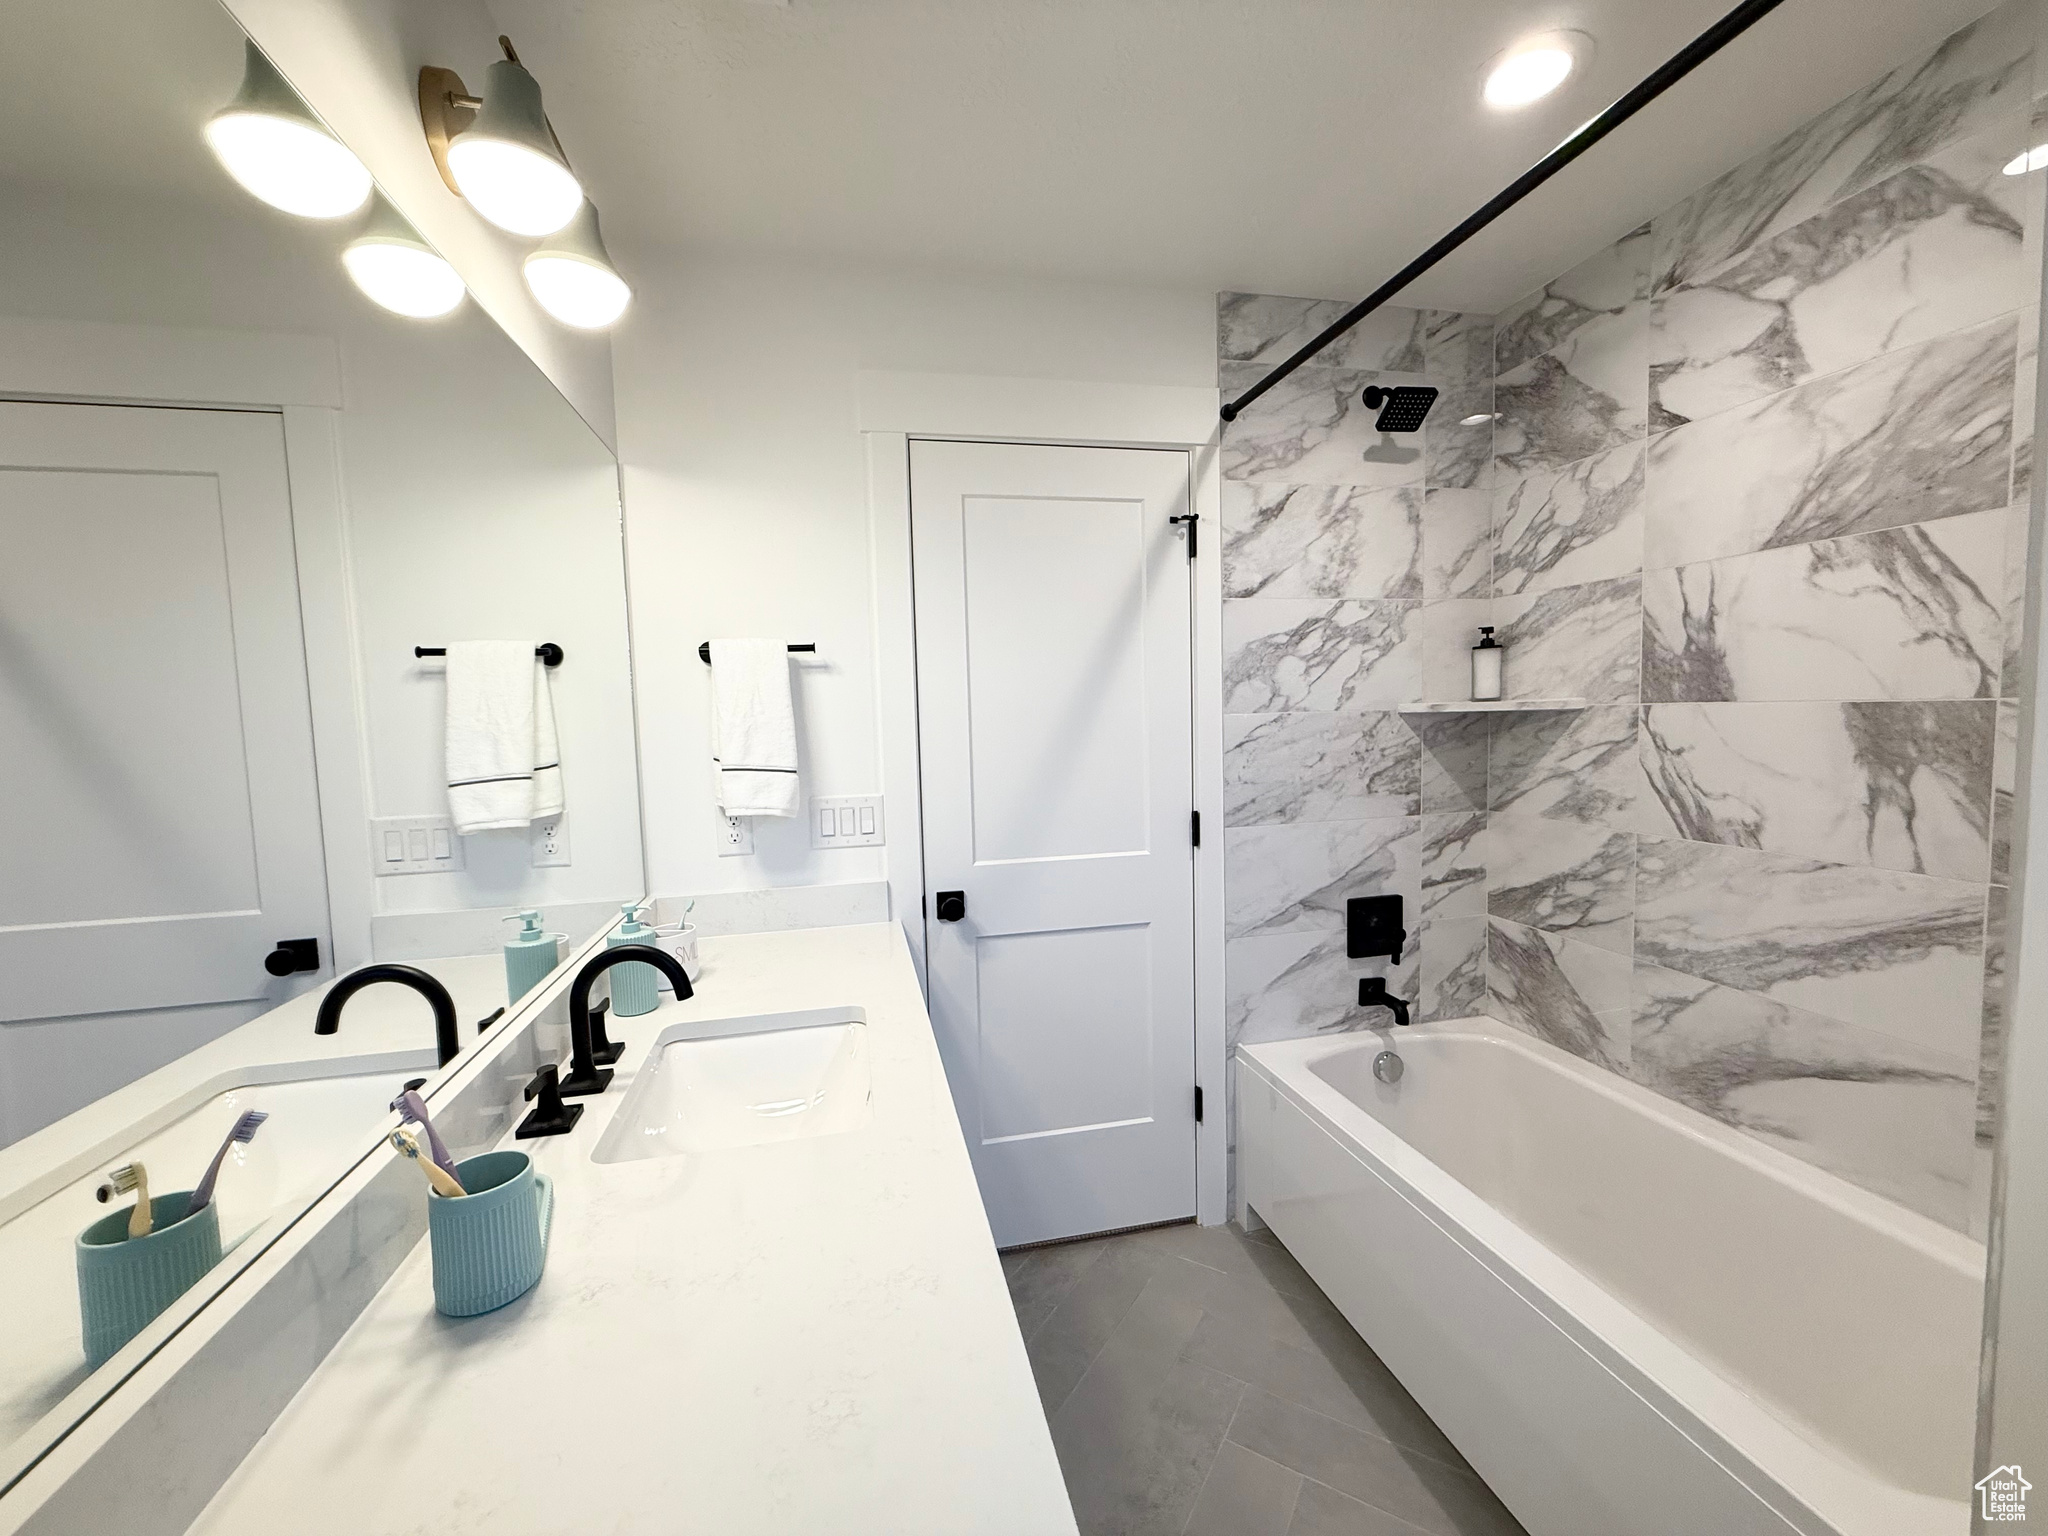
[0,0,643,1473]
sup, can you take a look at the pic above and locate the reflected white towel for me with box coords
[445,641,562,833]
[709,639,799,818]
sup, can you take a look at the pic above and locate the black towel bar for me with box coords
[415,644,564,667]
[698,642,816,663]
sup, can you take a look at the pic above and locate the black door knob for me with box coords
[934,890,967,923]
[264,938,320,976]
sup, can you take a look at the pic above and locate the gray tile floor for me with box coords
[1003,1221,1529,1536]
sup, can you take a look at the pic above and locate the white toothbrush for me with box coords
[389,1127,467,1198]
[95,1161,152,1239]
[188,1110,269,1214]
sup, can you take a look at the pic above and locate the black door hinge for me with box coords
[1191,810,1201,847]
[1169,513,1199,558]
[1195,1085,1205,1123]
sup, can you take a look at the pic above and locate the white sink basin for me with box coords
[592,1008,870,1163]
[0,1069,415,1449]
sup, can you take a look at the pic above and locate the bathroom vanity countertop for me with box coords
[0,954,506,1220]
[188,923,1078,1536]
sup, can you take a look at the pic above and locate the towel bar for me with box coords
[415,644,564,667]
[697,642,815,663]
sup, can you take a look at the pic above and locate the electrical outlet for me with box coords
[717,812,754,857]
[370,815,464,876]
[531,815,571,868]
[810,794,885,849]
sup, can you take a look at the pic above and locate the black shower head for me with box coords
[1362,384,1438,433]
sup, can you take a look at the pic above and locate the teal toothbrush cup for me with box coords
[427,1150,553,1317]
[76,1193,223,1368]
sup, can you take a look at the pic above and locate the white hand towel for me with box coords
[709,639,799,818]
[445,641,563,833]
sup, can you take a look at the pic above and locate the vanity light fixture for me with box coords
[206,40,373,218]
[1482,33,1587,110]
[422,38,583,238]
[2003,143,2048,175]
[343,195,467,318]
[523,203,631,329]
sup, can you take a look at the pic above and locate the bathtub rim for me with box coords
[1237,1019,1980,1536]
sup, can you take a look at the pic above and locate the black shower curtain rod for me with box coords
[1219,0,1792,423]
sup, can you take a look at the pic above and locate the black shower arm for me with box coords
[1219,0,1791,423]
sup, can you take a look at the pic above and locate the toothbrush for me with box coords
[188,1110,269,1214]
[390,1090,459,1184]
[95,1162,152,1239]
[389,1127,466,1198]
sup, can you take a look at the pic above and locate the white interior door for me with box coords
[0,402,330,1138]
[911,438,1197,1248]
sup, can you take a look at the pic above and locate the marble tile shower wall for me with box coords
[1481,0,2042,1240]
[1220,0,2043,1237]
[1217,294,1499,1206]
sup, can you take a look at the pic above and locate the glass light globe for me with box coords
[344,241,466,319]
[525,252,630,328]
[205,111,372,219]
[447,138,583,237]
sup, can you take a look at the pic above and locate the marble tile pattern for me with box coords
[1637,701,1994,882]
[1218,0,2030,1237]
[1223,711,1418,827]
[1644,316,2015,569]
[1648,1,2030,293]
[1650,122,2029,430]
[1222,482,1422,601]
[1630,960,1977,1227]
[1492,442,1645,597]
[1641,509,2006,703]
[1219,291,1500,1072]
[1446,4,2033,1225]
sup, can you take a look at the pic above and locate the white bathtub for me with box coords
[1236,1020,1985,1536]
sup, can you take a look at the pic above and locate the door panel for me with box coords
[912,439,1196,1248]
[0,402,330,1024]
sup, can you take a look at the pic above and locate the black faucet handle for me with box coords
[517,1063,583,1138]
[558,1006,614,1098]
[586,999,623,1065]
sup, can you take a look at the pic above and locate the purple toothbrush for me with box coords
[391,1090,459,1183]
[189,1110,268,1213]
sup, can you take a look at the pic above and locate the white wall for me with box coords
[610,249,1216,900]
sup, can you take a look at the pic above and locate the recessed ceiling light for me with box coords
[1483,33,1586,110]
[2003,144,2048,175]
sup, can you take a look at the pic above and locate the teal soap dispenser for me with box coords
[502,910,562,1004]
[605,902,661,1017]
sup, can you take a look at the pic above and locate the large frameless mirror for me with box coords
[0,0,643,1480]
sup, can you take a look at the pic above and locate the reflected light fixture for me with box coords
[523,202,631,329]
[343,195,467,318]
[206,40,373,218]
[2004,143,2048,175]
[1460,412,1499,426]
[1483,34,1585,110]
[425,38,583,237]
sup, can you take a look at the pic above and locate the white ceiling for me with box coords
[486,0,2002,312]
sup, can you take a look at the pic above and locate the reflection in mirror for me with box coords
[0,0,642,1470]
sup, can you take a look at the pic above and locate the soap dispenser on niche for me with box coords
[605,902,661,1018]
[502,909,563,1005]
[1471,626,1504,702]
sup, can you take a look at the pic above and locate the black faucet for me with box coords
[314,964,462,1067]
[1358,976,1410,1029]
[559,945,693,1097]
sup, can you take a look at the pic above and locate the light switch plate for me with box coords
[810,795,885,849]
[717,811,754,857]
[531,815,571,868]
[370,815,465,876]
